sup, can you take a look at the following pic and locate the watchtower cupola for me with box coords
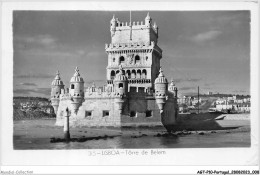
[145,12,152,26]
[51,70,64,114]
[69,67,84,97]
[110,15,116,37]
[69,67,84,113]
[154,67,168,113]
[114,65,128,96]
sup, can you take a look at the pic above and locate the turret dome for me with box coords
[145,12,151,20]
[111,14,116,22]
[153,22,158,29]
[114,65,127,81]
[70,67,84,83]
[51,70,64,86]
[155,67,168,84]
[169,80,176,87]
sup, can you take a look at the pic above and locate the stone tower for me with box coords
[105,13,162,90]
[51,71,64,114]
[69,67,84,113]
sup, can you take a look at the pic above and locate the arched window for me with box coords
[110,70,115,80]
[119,83,123,88]
[116,70,120,74]
[71,84,75,89]
[136,69,141,79]
[113,58,115,62]
[126,70,131,79]
[135,55,140,64]
[142,69,147,79]
[119,56,125,64]
[122,70,125,75]
[131,70,136,79]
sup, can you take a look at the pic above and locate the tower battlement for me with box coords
[110,13,159,45]
[111,20,158,34]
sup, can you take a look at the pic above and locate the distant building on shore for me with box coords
[208,91,213,95]
[50,13,179,129]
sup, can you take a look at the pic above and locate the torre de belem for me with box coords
[51,13,179,130]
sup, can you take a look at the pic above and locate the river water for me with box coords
[14,131,250,150]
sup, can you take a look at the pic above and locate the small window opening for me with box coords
[71,84,75,89]
[111,70,115,80]
[103,110,110,117]
[146,110,152,117]
[85,111,92,117]
[130,111,136,117]
[135,55,140,64]
[119,83,123,88]
[119,56,125,64]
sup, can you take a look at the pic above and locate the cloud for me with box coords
[35,88,51,96]
[19,82,37,86]
[85,79,105,84]
[15,34,57,47]
[190,30,222,43]
[186,78,201,82]
[14,89,31,95]
[179,87,196,91]
[232,90,247,93]
[204,82,215,87]
[14,73,53,79]
[172,78,201,83]
[14,34,94,59]
[14,88,51,96]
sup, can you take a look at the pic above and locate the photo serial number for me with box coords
[197,170,259,175]
[87,149,166,156]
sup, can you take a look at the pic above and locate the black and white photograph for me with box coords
[12,10,251,149]
[0,1,259,174]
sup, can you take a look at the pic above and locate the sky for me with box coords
[13,11,250,98]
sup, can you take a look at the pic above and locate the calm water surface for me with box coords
[14,131,250,150]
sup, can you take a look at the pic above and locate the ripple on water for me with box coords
[13,131,250,150]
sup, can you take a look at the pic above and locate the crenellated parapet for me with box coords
[110,19,158,32]
[110,13,158,36]
[105,41,162,55]
[85,84,116,98]
[60,90,73,101]
[110,13,159,45]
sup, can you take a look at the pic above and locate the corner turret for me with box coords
[145,12,152,27]
[51,70,64,114]
[110,15,116,37]
[114,65,128,113]
[154,67,168,113]
[153,22,158,34]
[69,67,84,113]
[168,80,178,98]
